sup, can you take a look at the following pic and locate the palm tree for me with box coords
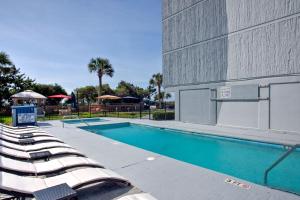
[149,73,163,108]
[87,57,114,102]
[162,92,171,102]
[0,51,13,67]
[154,92,171,105]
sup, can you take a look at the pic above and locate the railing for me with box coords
[264,144,300,185]
[79,118,90,126]
[61,115,91,128]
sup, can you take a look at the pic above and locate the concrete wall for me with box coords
[167,76,300,133]
[162,0,300,134]
[179,89,215,124]
[163,0,300,87]
[270,82,300,132]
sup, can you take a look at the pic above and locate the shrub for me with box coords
[152,111,174,120]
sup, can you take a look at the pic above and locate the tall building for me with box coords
[162,0,300,133]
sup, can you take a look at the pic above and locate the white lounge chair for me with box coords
[0,131,52,139]
[0,146,84,160]
[1,128,46,134]
[0,140,70,151]
[0,134,62,144]
[116,193,157,200]
[0,167,129,196]
[0,156,102,175]
[0,123,39,131]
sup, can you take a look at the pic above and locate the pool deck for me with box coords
[39,118,300,200]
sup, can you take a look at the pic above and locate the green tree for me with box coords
[31,83,67,96]
[0,52,12,66]
[0,52,35,106]
[154,91,171,102]
[87,58,114,102]
[115,81,147,99]
[135,86,148,99]
[31,83,67,105]
[115,81,136,97]
[97,84,115,95]
[75,86,97,104]
[149,73,163,108]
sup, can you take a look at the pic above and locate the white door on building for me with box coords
[179,89,211,124]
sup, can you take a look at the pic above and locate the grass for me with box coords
[0,111,150,125]
[0,115,12,125]
[0,110,175,125]
[39,111,149,120]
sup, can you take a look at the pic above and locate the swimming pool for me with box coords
[80,123,300,195]
[62,118,106,124]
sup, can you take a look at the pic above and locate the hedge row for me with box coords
[152,111,175,120]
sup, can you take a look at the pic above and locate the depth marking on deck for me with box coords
[225,178,251,190]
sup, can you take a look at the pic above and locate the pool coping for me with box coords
[40,119,300,200]
[80,121,299,149]
[65,117,300,146]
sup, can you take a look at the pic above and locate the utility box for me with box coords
[12,105,37,127]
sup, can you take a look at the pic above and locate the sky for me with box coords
[0,0,162,93]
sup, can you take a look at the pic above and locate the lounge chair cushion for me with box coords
[0,172,47,193]
[0,156,100,174]
[0,168,129,194]
[0,156,36,173]
[0,146,82,159]
[0,140,70,151]
[0,134,62,143]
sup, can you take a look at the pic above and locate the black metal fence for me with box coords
[0,102,175,124]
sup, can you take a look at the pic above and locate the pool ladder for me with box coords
[264,144,299,185]
[62,116,90,128]
[79,118,90,126]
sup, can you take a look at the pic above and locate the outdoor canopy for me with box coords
[11,90,47,99]
[97,95,121,100]
[122,96,140,103]
[122,96,139,100]
[48,94,71,99]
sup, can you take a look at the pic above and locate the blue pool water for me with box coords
[63,118,105,124]
[81,123,300,194]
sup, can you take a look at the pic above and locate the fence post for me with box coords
[89,103,91,118]
[165,101,167,120]
[76,91,79,117]
[139,102,142,119]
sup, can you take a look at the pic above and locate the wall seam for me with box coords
[163,11,300,55]
[162,0,207,21]
[164,73,300,88]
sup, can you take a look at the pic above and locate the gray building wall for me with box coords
[162,0,300,134]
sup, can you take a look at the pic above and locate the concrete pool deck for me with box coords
[39,118,300,200]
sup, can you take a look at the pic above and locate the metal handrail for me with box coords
[264,144,300,185]
[79,118,90,126]
[62,115,90,128]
